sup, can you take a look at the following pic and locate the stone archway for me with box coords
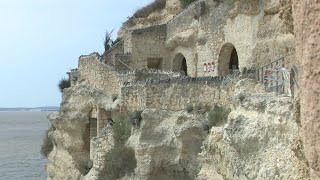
[218,43,239,76]
[172,53,188,76]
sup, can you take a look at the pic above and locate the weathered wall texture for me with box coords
[293,0,320,179]
[104,41,124,66]
[78,53,121,96]
[254,0,296,68]
[121,73,259,112]
[131,24,170,70]
[165,0,296,77]
[198,92,309,180]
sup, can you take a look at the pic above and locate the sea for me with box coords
[0,111,51,180]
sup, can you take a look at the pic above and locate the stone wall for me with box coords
[78,53,121,96]
[121,72,256,111]
[165,0,297,78]
[130,24,170,70]
[104,41,124,66]
[67,69,78,87]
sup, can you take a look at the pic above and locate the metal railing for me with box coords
[256,57,284,94]
[256,56,299,97]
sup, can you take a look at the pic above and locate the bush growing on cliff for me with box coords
[99,145,137,180]
[40,126,54,158]
[194,103,210,114]
[180,0,197,8]
[185,104,194,113]
[58,77,70,93]
[133,0,166,18]
[112,94,118,102]
[99,114,137,180]
[112,114,131,145]
[128,110,143,127]
[208,105,230,127]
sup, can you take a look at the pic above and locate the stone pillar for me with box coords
[193,53,198,77]
[293,1,320,179]
[97,108,109,135]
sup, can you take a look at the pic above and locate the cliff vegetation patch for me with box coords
[128,110,143,127]
[112,114,131,145]
[58,77,70,93]
[208,105,230,127]
[133,0,166,18]
[40,126,54,158]
[99,114,137,179]
[180,0,197,8]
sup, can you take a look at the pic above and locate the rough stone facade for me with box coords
[45,0,313,179]
[121,72,257,112]
[104,0,296,77]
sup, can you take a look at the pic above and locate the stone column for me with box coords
[293,1,320,178]
[97,108,109,135]
[193,53,198,77]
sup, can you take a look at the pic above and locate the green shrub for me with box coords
[112,114,131,145]
[99,145,137,180]
[185,104,194,113]
[40,126,54,158]
[208,105,230,128]
[104,30,113,51]
[128,110,143,127]
[179,0,197,8]
[112,94,118,102]
[194,103,210,114]
[239,93,246,103]
[58,77,70,93]
[99,114,136,179]
[78,159,93,175]
[133,0,166,18]
[257,100,267,112]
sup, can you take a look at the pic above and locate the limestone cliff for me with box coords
[46,77,309,180]
[45,0,312,179]
[118,0,181,39]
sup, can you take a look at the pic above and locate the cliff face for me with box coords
[46,83,114,180]
[118,0,181,39]
[46,78,309,180]
[45,0,313,179]
[293,0,320,178]
[198,91,308,179]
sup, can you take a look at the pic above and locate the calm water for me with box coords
[0,111,50,180]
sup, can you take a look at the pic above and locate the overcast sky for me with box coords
[0,0,152,107]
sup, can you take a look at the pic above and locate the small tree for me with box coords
[104,30,113,52]
[58,77,70,93]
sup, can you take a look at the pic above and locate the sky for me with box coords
[0,0,153,107]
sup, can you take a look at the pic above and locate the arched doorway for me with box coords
[218,43,239,76]
[172,53,188,76]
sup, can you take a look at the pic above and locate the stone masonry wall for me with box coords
[104,41,124,66]
[78,53,121,96]
[130,24,170,70]
[121,72,256,111]
[165,0,296,78]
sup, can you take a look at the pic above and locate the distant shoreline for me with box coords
[0,107,59,112]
